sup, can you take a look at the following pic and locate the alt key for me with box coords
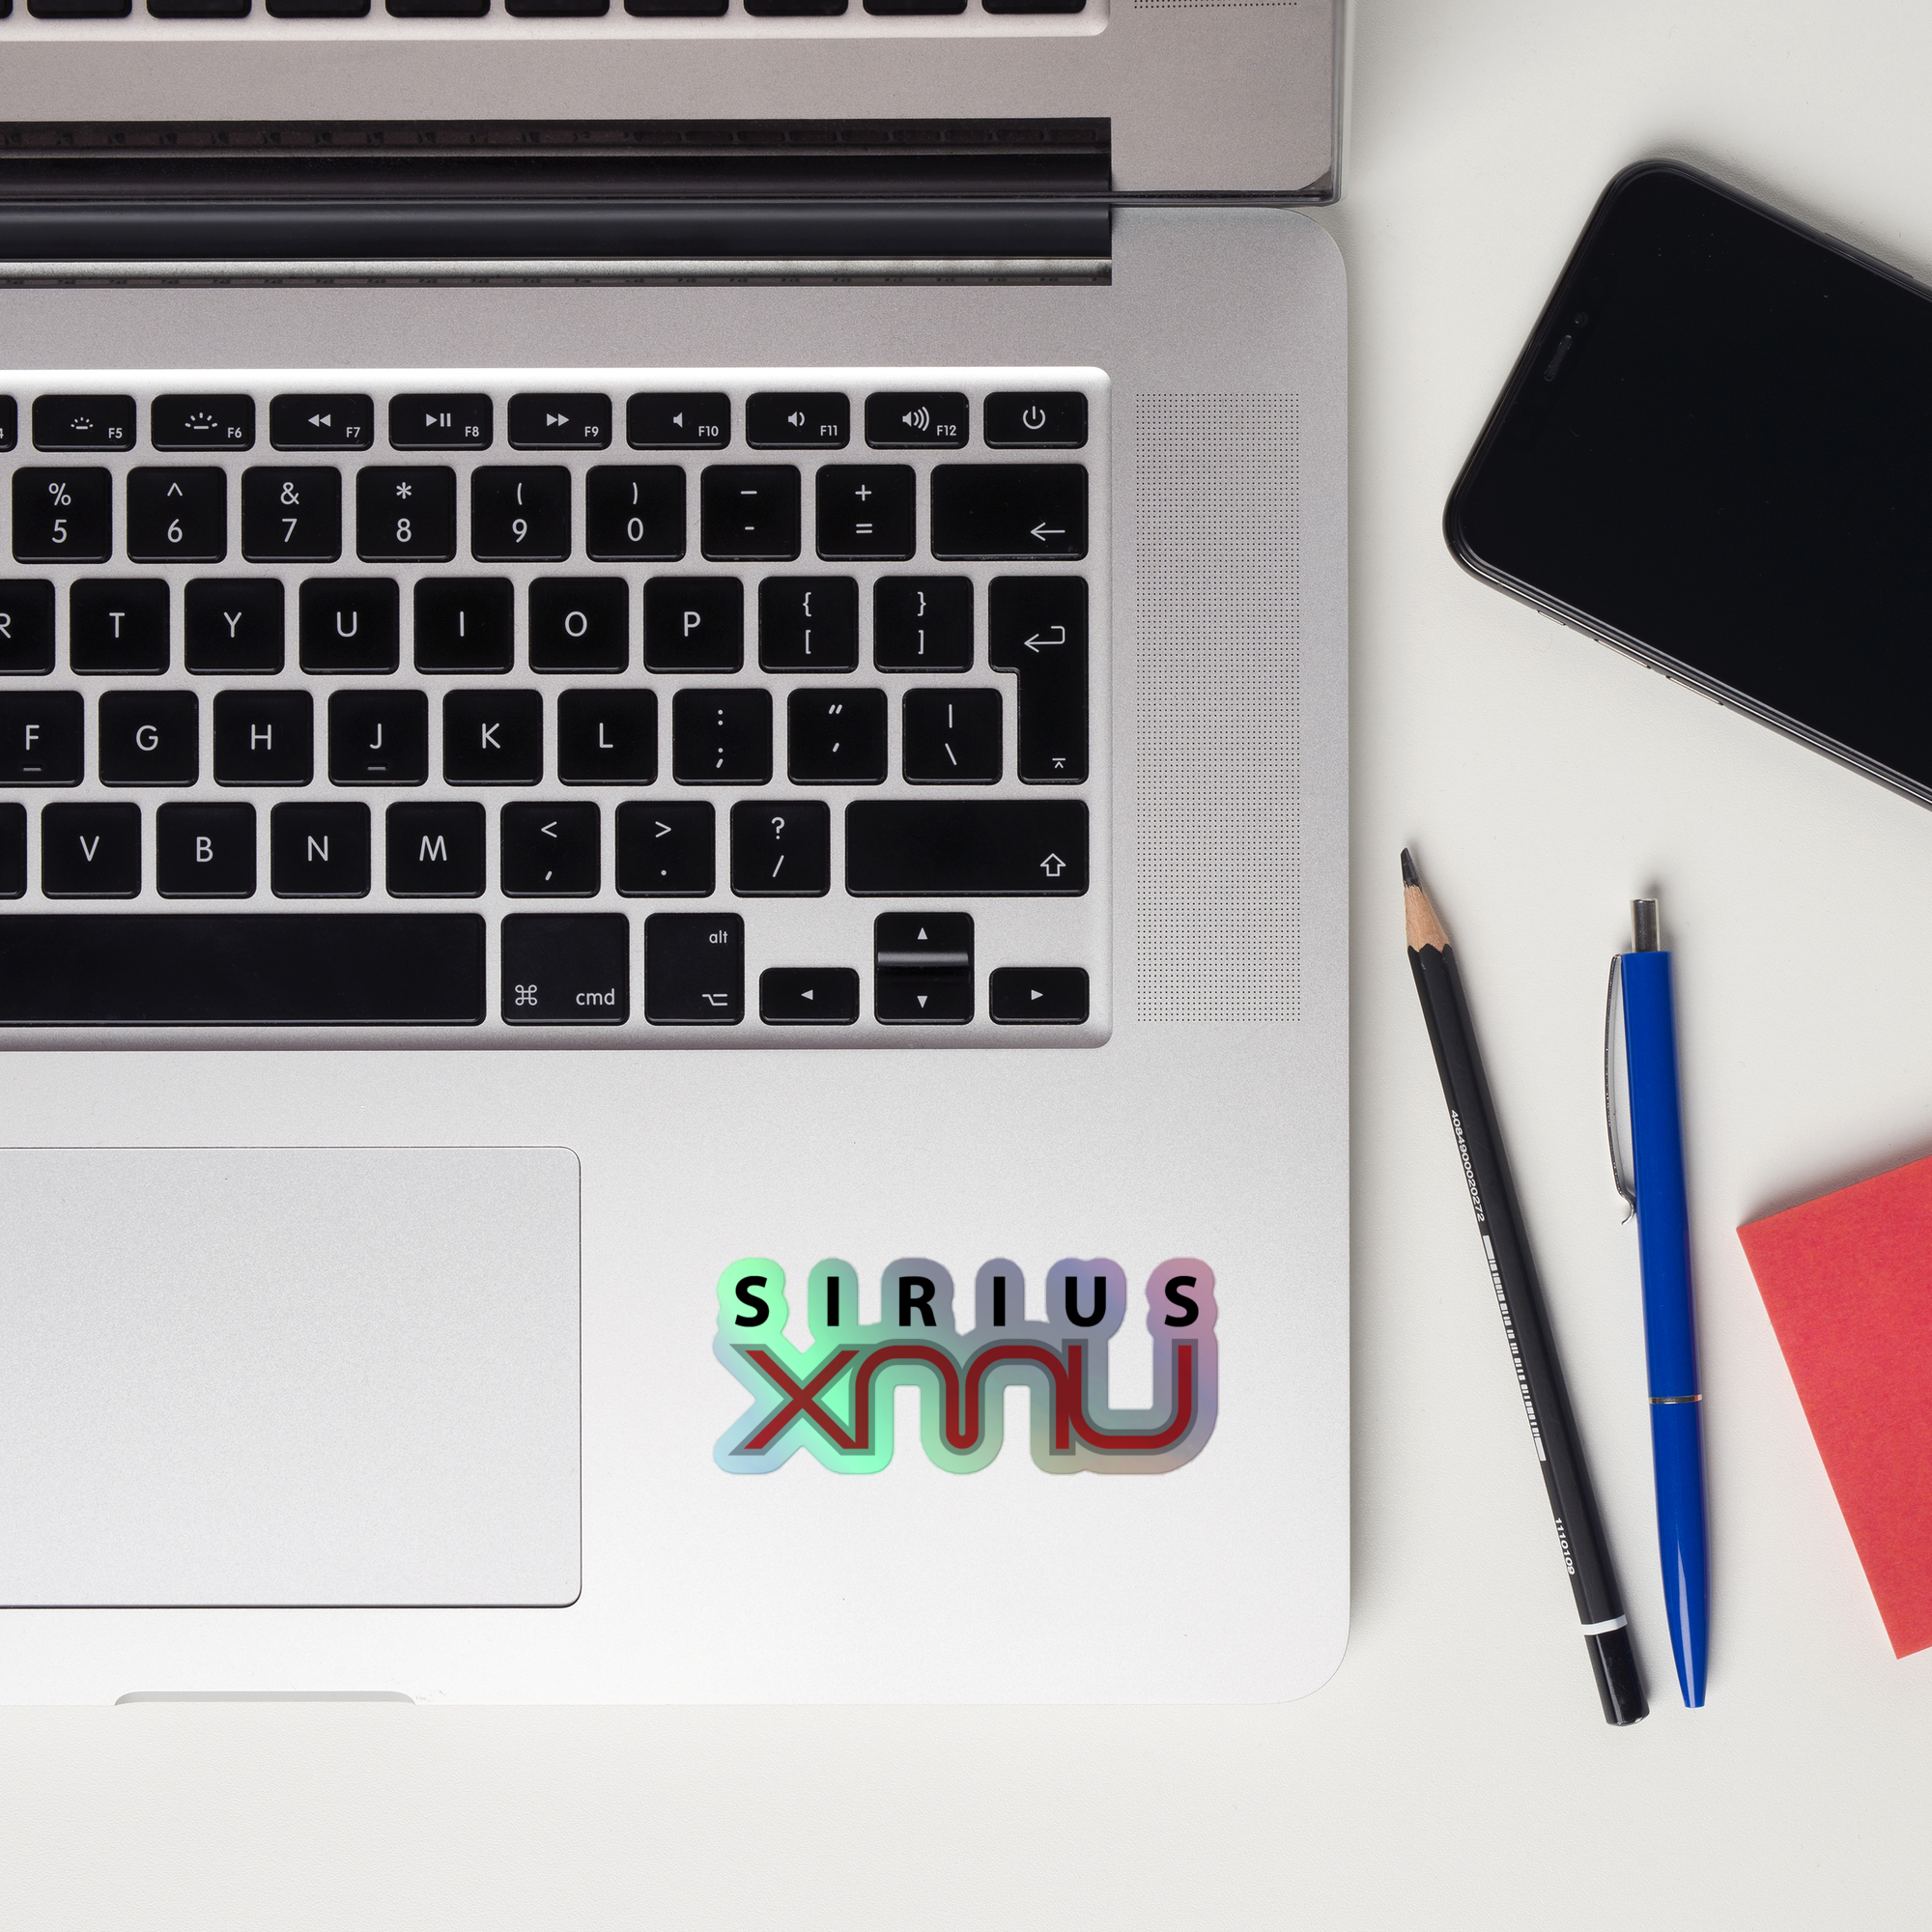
[988,966,1089,1024]
[759,966,860,1026]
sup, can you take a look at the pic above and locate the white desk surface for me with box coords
[10,2,1932,1923]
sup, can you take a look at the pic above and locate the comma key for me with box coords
[501,913,630,1025]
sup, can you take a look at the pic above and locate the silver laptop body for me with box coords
[0,15,1349,1703]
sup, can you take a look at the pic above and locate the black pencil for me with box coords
[1403,849,1647,1726]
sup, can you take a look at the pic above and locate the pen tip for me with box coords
[1400,848,1419,889]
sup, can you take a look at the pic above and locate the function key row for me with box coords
[0,798,1089,899]
[0,682,1076,787]
[8,1,1086,17]
[0,390,1086,455]
[7,463,1089,564]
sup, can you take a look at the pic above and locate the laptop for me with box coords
[0,5,1350,1703]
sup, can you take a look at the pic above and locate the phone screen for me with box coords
[1447,163,1932,799]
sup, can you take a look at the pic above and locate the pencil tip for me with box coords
[1400,847,1418,888]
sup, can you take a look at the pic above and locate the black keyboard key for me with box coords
[585,466,685,561]
[390,392,492,451]
[185,579,285,674]
[874,577,971,670]
[759,577,858,672]
[270,393,374,450]
[0,913,484,1026]
[99,691,198,785]
[989,966,1090,1023]
[530,578,629,673]
[444,689,543,785]
[983,0,1086,9]
[300,580,400,674]
[744,0,844,11]
[987,576,1088,782]
[866,391,969,449]
[644,577,742,672]
[903,688,1001,784]
[28,0,131,14]
[386,802,486,897]
[865,0,962,11]
[0,692,83,783]
[13,469,112,564]
[730,799,830,896]
[328,690,428,785]
[0,399,15,453]
[558,689,657,785]
[472,467,571,562]
[42,804,142,898]
[502,914,629,1023]
[982,390,1089,446]
[626,0,724,13]
[745,392,849,446]
[700,466,800,561]
[0,803,24,899]
[644,911,743,1024]
[846,799,1088,895]
[508,392,611,448]
[628,392,729,448]
[156,803,257,898]
[501,802,601,896]
[267,0,368,13]
[71,581,169,674]
[271,803,370,896]
[127,468,228,564]
[672,688,771,784]
[816,466,915,561]
[615,800,712,895]
[214,690,313,785]
[387,0,486,13]
[152,394,256,451]
[788,687,887,784]
[0,580,56,675]
[759,967,859,1025]
[32,394,134,452]
[242,466,342,563]
[357,468,456,563]
[414,578,514,673]
[873,910,973,1024]
[931,465,1088,560]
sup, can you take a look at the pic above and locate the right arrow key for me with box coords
[929,464,1087,559]
[989,967,1090,1026]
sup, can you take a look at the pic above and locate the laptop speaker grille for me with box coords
[1133,392,1301,1023]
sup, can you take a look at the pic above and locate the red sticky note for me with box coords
[1740,1154,1932,1658]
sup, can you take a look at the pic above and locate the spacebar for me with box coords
[0,915,488,1026]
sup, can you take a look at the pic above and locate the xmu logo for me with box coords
[715,1257,1219,1475]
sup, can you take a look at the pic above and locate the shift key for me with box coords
[929,465,1087,560]
[845,800,1088,895]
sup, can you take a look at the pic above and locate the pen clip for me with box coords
[1604,955,1636,1223]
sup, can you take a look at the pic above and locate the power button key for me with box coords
[982,391,1088,449]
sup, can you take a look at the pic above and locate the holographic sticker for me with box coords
[714,1256,1218,1475]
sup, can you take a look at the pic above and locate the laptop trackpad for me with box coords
[0,1148,580,1607]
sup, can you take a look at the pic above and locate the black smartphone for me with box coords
[1447,161,1932,805]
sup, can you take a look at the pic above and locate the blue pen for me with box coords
[1614,897,1709,1708]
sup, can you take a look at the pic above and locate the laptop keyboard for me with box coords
[0,367,1108,1041]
